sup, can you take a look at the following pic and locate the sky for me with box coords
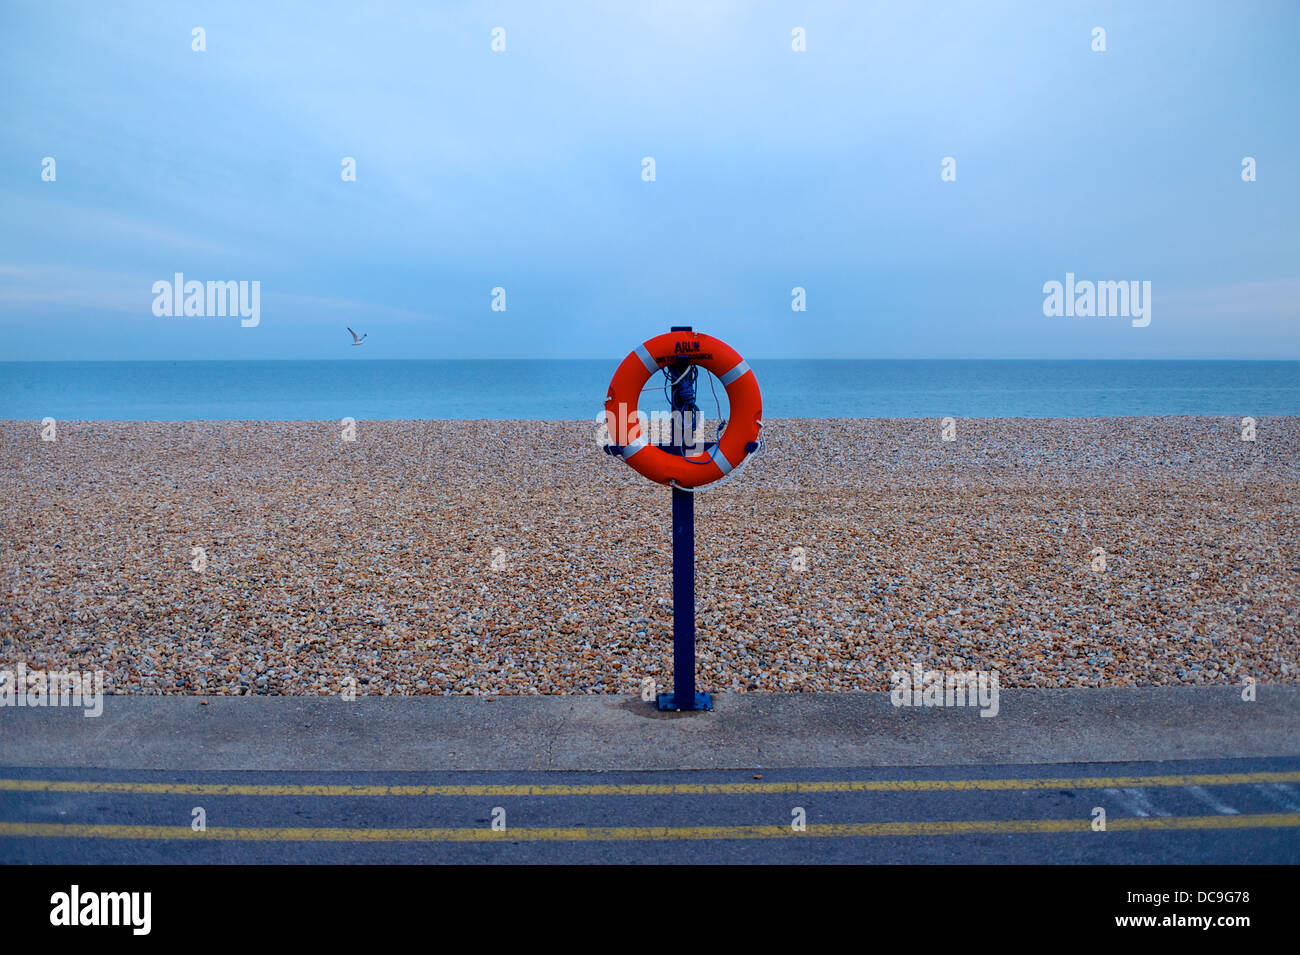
[1,0,1297,360]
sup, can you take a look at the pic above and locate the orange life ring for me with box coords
[604,329,762,488]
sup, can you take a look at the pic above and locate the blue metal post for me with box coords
[658,326,712,712]
[670,484,699,708]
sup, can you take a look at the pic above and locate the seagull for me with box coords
[347,327,367,346]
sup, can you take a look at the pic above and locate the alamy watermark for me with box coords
[1042,272,1150,327]
[596,407,708,454]
[890,663,999,717]
[0,664,104,717]
[50,885,150,935]
[152,272,260,327]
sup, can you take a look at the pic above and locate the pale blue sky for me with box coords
[1,0,1297,359]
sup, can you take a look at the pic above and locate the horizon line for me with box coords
[4,357,1300,364]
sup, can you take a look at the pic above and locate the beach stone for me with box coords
[0,416,1296,694]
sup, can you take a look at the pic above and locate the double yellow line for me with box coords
[2,814,1297,843]
[4,770,1297,843]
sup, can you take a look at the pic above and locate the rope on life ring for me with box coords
[669,433,765,493]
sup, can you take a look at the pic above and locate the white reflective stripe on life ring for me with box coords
[709,445,734,475]
[719,359,750,386]
[634,344,659,374]
[622,435,649,459]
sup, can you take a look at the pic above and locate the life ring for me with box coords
[604,329,762,488]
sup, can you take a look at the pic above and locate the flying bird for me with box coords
[347,327,367,346]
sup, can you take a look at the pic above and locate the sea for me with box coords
[1,360,1297,420]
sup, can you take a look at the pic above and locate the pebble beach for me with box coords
[2,417,1297,696]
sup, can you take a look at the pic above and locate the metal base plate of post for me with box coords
[656,691,713,712]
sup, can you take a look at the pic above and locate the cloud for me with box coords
[267,292,433,325]
[2,194,234,258]
[0,265,150,315]
[1158,276,1300,322]
[0,266,436,327]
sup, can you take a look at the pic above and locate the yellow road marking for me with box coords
[2,771,1298,798]
[1,813,1297,843]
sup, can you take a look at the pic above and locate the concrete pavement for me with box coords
[1,686,1297,771]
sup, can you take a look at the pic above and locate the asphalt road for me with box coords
[4,756,1298,863]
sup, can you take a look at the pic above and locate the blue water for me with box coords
[1,360,1297,420]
